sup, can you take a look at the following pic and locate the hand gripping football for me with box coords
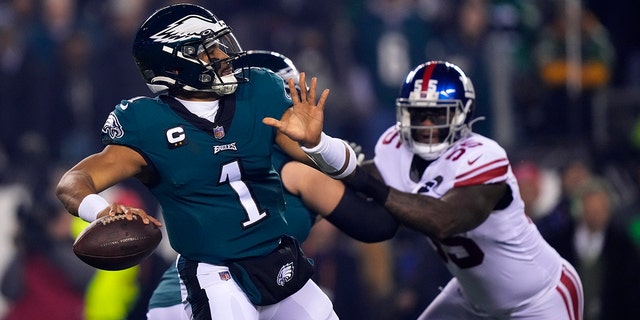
[73,214,162,271]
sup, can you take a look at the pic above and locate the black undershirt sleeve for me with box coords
[343,165,391,205]
[324,186,398,243]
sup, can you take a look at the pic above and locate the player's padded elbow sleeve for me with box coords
[325,186,398,243]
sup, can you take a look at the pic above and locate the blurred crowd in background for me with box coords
[1,0,640,319]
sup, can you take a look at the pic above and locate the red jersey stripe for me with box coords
[455,158,508,180]
[556,286,574,320]
[556,266,582,320]
[454,165,509,187]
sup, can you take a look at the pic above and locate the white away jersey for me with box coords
[374,126,566,313]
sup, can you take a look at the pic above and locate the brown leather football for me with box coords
[73,214,162,270]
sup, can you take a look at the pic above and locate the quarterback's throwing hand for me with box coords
[101,203,162,227]
[262,72,330,148]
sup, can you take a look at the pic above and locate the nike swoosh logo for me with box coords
[120,102,129,110]
[468,155,482,165]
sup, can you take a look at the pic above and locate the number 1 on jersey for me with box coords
[220,161,268,227]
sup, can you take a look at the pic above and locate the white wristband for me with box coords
[78,194,110,222]
[301,132,357,179]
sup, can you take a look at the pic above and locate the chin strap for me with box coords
[211,74,238,95]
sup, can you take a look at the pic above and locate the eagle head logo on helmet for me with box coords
[149,15,229,44]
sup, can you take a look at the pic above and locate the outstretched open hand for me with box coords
[262,72,330,148]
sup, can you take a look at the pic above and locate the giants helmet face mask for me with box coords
[396,61,476,160]
[132,4,246,96]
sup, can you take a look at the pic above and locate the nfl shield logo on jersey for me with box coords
[219,271,232,281]
[213,126,225,139]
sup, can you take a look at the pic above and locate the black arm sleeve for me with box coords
[325,186,398,243]
[343,165,390,205]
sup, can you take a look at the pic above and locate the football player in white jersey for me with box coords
[343,61,584,319]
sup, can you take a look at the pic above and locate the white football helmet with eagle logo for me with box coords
[132,4,245,96]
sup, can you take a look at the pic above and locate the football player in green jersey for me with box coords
[146,50,398,320]
[56,4,368,320]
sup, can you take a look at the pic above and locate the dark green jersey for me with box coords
[101,69,292,264]
[149,147,318,310]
